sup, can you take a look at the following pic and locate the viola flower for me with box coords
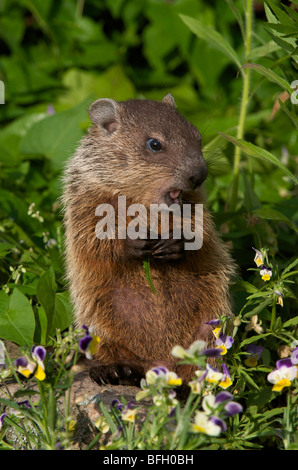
[202,391,232,414]
[191,412,224,436]
[192,391,242,436]
[121,402,137,423]
[94,416,109,433]
[172,340,221,362]
[189,371,207,394]
[0,413,7,430]
[245,315,263,334]
[274,290,284,307]
[206,319,222,340]
[244,344,264,367]
[31,346,46,381]
[260,265,272,281]
[252,247,264,267]
[153,389,178,413]
[291,347,298,365]
[218,364,232,389]
[14,346,47,381]
[205,364,223,384]
[224,400,243,416]
[215,334,234,355]
[267,358,297,392]
[172,340,207,360]
[146,367,182,387]
[79,325,100,360]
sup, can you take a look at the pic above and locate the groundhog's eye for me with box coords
[147,138,162,152]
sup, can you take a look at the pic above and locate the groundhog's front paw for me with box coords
[151,233,184,261]
[122,237,155,260]
[89,362,144,386]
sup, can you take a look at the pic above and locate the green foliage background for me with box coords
[0,0,297,347]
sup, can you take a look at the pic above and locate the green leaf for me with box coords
[242,63,293,95]
[143,257,156,294]
[0,289,35,346]
[240,333,271,348]
[282,258,298,275]
[283,316,298,328]
[247,41,281,60]
[253,207,298,232]
[50,292,73,336]
[219,133,298,184]
[20,98,92,169]
[179,14,242,70]
[36,268,57,339]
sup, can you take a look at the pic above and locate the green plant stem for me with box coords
[270,301,276,330]
[229,0,253,211]
[283,390,291,450]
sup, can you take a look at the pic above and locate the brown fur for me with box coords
[62,95,235,385]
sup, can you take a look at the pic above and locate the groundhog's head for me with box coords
[86,95,208,206]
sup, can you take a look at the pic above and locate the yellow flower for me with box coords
[212,327,222,340]
[253,248,264,267]
[272,379,291,392]
[94,416,109,433]
[34,364,46,381]
[122,409,137,423]
[260,266,272,282]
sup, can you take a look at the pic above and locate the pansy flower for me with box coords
[146,366,182,387]
[172,340,221,362]
[252,247,264,267]
[291,347,298,365]
[0,413,7,430]
[204,364,223,384]
[244,344,264,367]
[218,364,232,389]
[260,265,272,281]
[215,333,234,355]
[14,346,46,381]
[119,401,138,423]
[191,412,224,436]
[79,325,100,360]
[274,290,284,307]
[192,391,242,436]
[267,358,297,392]
[205,319,222,340]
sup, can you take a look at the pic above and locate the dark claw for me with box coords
[89,363,144,386]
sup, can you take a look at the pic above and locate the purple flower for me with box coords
[202,347,222,357]
[245,344,264,367]
[17,400,32,409]
[215,391,233,405]
[224,401,243,416]
[205,319,221,327]
[31,345,46,363]
[0,413,7,430]
[218,364,232,389]
[152,366,168,375]
[79,326,100,360]
[14,347,46,381]
[291,347,298,365]
[209,416,227,432]
[215,334,234,355]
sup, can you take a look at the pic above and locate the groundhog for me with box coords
[62,94,235,386]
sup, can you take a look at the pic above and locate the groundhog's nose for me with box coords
[189,161,208,189]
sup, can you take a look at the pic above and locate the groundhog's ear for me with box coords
[89,99,119,133]
[162,94,176,108]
